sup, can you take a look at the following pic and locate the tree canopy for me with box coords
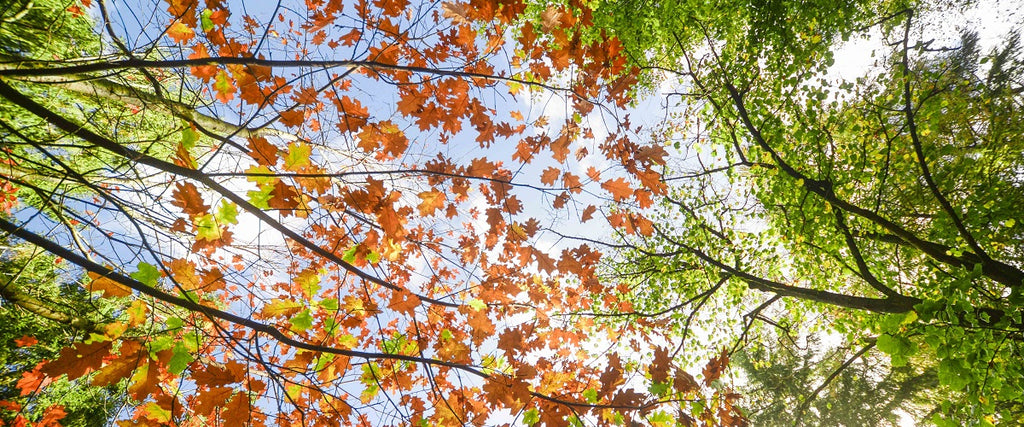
[578,0,1024,424]
[0,0,739,425]
[0,0,1021,425]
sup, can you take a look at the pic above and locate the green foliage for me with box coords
[589,1,1024,424]
[0,245,124,426]
[736,334,939,426]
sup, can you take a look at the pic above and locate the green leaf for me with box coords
[283,142,311,170]
[130,262,160,287]
[216,200,238,225]
[289,309,314,333]
[180,127,198,149]
[168,342,193,375]
[165,317,183,330]
[522,408,540,426]
[200,9,215,32]
[247,185,274,209]
[342,246,358,264]
[195,214,222,241]
[467,298,486,311]
[317,298,339,311]
[583,388,598,403]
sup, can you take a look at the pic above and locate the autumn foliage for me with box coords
[0,0,745,425]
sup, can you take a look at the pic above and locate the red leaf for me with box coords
[38,404,67,427]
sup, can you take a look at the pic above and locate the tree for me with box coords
[0,241,127,426]
[0,0,746,425]
[735,333,939,426]
[566,0,1024,424]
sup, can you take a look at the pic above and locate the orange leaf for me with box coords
[38,404,67,427]
[213,70,235,103]
[279,109,305,128]
[86,272,132,298]
[41,341,112,381]
[601,177,632,201]
[171,182,210,219]
[93,341,144,387]
[167,21,195,43]
[247,136,279,166]
[550,134,570,162]
[193,385,234,415]
[192,361,246,387]
[17,363,50,396]
[580,205,597,222]
[14,335,37,347]
[417,189,446,216]
[388,289,420,315]
[540,167,559,186]
[562,172,582,193]
[221,392,252,424]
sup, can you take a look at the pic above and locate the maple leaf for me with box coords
[221,392,254,424]
[388,289,419,315]
[38,404,67,427]
[192,361,246,388]
[441,2,471,25]
[282,141,312,171]
[17,363,50,396]
[128,351,168,401]
[93,341,145,387]
[279,109,305,128]
[193,385,234,415]
[247,136,279,166]
[417,189,446,216]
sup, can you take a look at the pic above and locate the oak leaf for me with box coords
[417,189,446,216]
[41,341,112,381]
[171,182,210,219]
[86,272,132,298]
[580,205,597,222]
[167,20,195,43]
[703,349,730,386]
[540,167,559,186]
[601,177,633,201]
